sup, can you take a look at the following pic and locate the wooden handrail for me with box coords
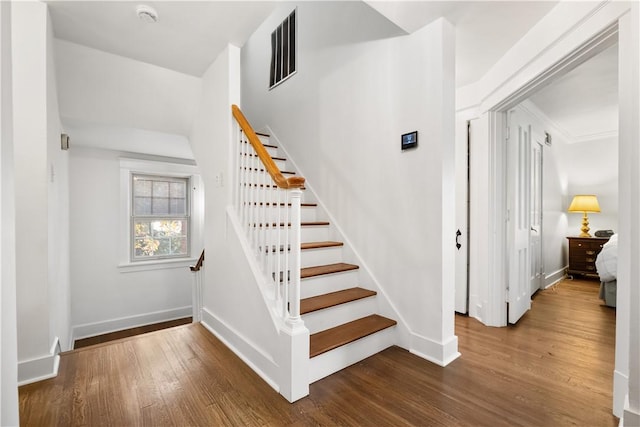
[190,249,205,272]
[231,105,305,189]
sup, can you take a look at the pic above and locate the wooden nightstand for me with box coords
[566,236,610,277]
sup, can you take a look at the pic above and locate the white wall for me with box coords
[54,39,202,138]
[540,136,569,284]
[189,44,285,387]
[517,101,619,281]
[617,5,640,424]
[56,31,206,344]
[68,147,193,340]
[241,2,458,363]
[46,9,71,354]
[12,1,69,383]
[1,0,19,424]
[515,101,580,284]
[561,135,618,235]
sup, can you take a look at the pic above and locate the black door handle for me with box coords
[456,229,462,250]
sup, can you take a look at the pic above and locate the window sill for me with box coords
[118,257,198,273]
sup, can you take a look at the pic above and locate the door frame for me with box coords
[530,136,544,296]
[482,24,619,327]
[471,3,638,419]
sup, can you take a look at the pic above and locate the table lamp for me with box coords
[568,195,600,237]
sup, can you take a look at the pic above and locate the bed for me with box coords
[595,234,617,307]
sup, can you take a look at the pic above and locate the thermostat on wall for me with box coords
[401,131,418,150]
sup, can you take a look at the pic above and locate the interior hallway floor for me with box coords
[18,277,617,426]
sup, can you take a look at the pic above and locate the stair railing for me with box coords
[189,249,205,322]
[231,105,305,326]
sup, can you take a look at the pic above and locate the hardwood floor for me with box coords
[73,317,192,349]
[19,278,617,426]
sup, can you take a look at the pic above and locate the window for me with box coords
[131,174,190,261]
[119,158,202,271]
[269,9,296,89]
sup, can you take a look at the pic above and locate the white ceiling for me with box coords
[366,1,559,87]
[46,1,277,77]
[46,1,616,145]
[528,44,618,143]
[47,0,558,86]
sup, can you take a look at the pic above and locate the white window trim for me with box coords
[119,158,203,273]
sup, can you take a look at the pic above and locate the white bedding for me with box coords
[596,234,618,283]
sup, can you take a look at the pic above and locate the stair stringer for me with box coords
[200,206,309,403]
[263,127,412,350]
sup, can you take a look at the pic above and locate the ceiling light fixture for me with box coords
[136,5,158,24]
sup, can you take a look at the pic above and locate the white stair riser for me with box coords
[257,134,274,148]
[240,225,329,244]
[309,327,396,383]
[273,158,287,170]
[237,206,316,223]
[243,170,298,183]
[237,187,308,203]
[301,246,343,268]
[240,157,287,170]
[241,143,278,158]
[255,244,342,271]
[301,270,359,299]
[237,190,287,204]
[303,297,377,334]
[301,225,330,242]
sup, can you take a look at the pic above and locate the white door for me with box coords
[530,140,544,296]
[454,117,471,313]
[507,109,532,324]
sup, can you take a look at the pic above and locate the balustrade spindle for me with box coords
[231,104,305,326]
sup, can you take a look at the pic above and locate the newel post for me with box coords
[287,188,303,325]
[189,251,204,323]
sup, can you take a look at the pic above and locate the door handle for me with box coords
[531,227,538,233]
[456,229,462,250]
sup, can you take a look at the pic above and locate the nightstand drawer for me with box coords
[566,236,609,276]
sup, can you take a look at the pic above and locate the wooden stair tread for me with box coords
[243,139,276,149]
[242,167,296,175]
[246,202,317,207]
[301,287,376,315]
[243,183,306,190]
[309,314,396,358]
[301,262,359,279]
[253,221,329,228]
[301,241,344,250]
[243,153,286,161]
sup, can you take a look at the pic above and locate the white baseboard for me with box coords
[545,267,567,288]
[200,307,279,393]
[614,369,629,417]
[18,337,60,386]
[622,395,640,427]
[410,332,461,367]
[71,306,191,344]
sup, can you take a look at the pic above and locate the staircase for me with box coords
[250,130,397,383]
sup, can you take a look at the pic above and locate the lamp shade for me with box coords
[568,195,601,213]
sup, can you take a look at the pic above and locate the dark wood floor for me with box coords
[19,278,617,426]
[73,317,192,349]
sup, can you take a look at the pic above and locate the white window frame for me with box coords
[119,158,203,272]
[131,173,191,262]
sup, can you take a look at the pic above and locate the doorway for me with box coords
[459,5,638,418]
[502,40,619,324]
